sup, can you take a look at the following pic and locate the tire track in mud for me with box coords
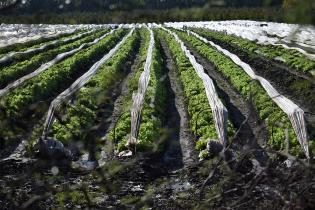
[160,37,198,170]
[182,40,269,149]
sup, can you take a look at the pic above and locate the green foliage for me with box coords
[0,29,126,121]
[56,190,92,206]
[51,30,139,144]
[176,29,306,156]
[194,28,315,75]
[157,29,235,153]
[0,29,105,89]
[109,28,151,150]
[199,149,210,160]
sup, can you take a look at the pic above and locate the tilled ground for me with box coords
[0,150,315,210]
[1,29,315,210]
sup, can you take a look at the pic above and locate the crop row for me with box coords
[0,28,127,141]
[192,28,315,76]
[157,28,235,158]
[107,28,165,153]
[105,28,150,152]
[127,32,167,152]
[174,29,309,156]
[0,30,108,90]
[51,30,139,145]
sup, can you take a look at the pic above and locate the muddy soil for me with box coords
[160,38,198,170]
[1,149,315,210]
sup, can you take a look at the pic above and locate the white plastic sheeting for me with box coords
[0,30,94,65]
[165,21,315,61]
[0,29,118,98]
[160,26,229,146]
[128,26,155,147]
[41,28,135,138]
[188,30,309,158]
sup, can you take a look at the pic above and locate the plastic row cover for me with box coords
[41,28,135,138]
[128,26,155,147]
[161,26,228,146]
[0,28,74,48]
[165,21,315,61]
[0,30,94,65]
[189,30,309,158]
[0,24,105,48]
[0,29,117,98]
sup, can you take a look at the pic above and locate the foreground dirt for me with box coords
[0,150,315,210]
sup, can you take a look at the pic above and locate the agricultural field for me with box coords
[0,21,315,209]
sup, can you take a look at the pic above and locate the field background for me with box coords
[0,1,315,209]
[0,0,314,24]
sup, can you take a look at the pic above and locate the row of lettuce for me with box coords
[157,28,235,158]
[51,29,140,146]
[173,29,312,156]
[0,29,127,140]
[192,28,315,76]
[111,30,167,152]
[0,29,107,89]
[0,26,311,158]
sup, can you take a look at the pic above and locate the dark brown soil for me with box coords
[160,37,199,169]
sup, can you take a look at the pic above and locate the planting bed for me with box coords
[0,22,314,209]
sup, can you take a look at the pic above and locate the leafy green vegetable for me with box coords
[176,29,307,156]
[0,29,127,122]
[157,29,235,152]
[0,30,106,89]
[52,30,139,144]
[193,28,315,75]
